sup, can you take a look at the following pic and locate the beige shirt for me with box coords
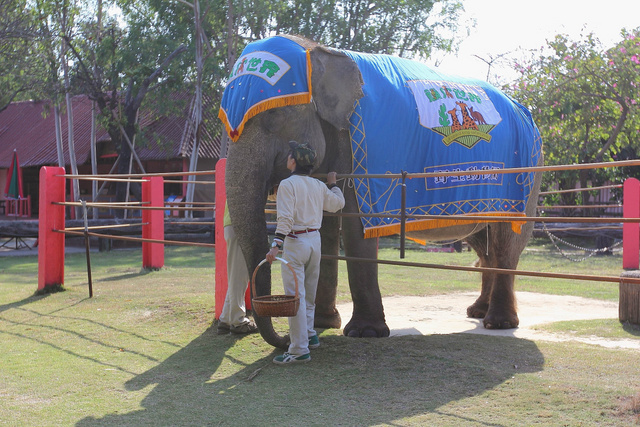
[275,174,345,237]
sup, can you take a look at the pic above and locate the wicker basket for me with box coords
[251,257,300,317]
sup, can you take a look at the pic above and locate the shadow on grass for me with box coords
[2,305,184,376]
[622,321,640,337]
[0,293,50,314]
[76,330,544,426]
[97,270,154,282]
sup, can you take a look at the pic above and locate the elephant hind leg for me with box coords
[482,276,519,329]
[465,233,492,319]
[315,308,342,329]
[465,225,520,329]
[467,265,492,319]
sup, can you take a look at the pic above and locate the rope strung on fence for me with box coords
[165,221,215,226]
[53,201,214,212]
[321,254,640,284]
[57,229,215,248]
[323,211,640,224]
[163,180,215,185]
[60,170,216,179]
[163,201,216,206]
[538,204,622,210]
[61,176,149,183]
[539,225,621,232]
[65,222,148,231]
[539,184,622,196]
[313,159,640,180]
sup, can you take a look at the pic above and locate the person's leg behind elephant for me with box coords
[218,224,258,335]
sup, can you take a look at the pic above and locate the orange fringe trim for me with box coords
[306,49,313,99]
[218,49,313,142]
[362,213,526,240]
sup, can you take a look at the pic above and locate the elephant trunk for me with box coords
[225,139,289,350]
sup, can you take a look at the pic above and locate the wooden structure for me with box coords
[620,271,640,325]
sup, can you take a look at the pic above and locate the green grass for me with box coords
[373,238,624,301]
[1,242,639,425]
[532,318,640,340]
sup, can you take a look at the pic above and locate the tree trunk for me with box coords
[54,104,64,167]
[65,91,80,219]
[184,0,208,219]
[90,101,98,219]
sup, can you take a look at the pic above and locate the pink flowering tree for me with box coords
[506,29,640,214]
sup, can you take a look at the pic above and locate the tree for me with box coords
[506,29,640,214]
[0,0,38,111]
[227,0,464,60]
[311,0,460,59]
[61,1,190,212]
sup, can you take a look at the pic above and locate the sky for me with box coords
[430,0,640,83]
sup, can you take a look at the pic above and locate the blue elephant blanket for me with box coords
[342,50,542,238]
[219,37,543,239]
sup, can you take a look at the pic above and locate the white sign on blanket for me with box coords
[407,80,502,149]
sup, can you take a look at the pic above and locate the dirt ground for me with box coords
[337,291,640,349]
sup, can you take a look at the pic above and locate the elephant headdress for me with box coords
[218,36,312,142]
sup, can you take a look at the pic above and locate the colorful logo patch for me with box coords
[228,51,291,86]
[407,80,502,149]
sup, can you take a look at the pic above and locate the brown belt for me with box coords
[287,229,318,238]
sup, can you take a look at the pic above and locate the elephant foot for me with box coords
[343,317,390,338]
[315,309,342,329]
[466,301,488,319]
[483,310,519,329]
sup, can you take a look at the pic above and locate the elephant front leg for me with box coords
[342,239,390,338]
[343,288,390,338]
[465,228,519,329]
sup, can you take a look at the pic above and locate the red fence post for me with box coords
[214,159,251,320]
[142,176,164,270]
[214,159,228,320]
[623,178,640,270]
[38,166,66,291]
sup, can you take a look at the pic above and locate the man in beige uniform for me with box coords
[266,141,345,365]
[217,201,258,335]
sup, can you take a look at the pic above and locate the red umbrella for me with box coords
[4,149,24,200]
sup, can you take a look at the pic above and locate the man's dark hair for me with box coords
[288,141,316,175]
[290,157,314,175]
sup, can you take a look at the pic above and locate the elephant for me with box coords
[220,35,543,349]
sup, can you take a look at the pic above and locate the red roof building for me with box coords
[0,94,221,217]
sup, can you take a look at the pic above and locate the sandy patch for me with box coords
[337,291,640,349]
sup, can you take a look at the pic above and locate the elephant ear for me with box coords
[310,46,364,131]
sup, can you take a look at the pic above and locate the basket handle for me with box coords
[251,257,299,300]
